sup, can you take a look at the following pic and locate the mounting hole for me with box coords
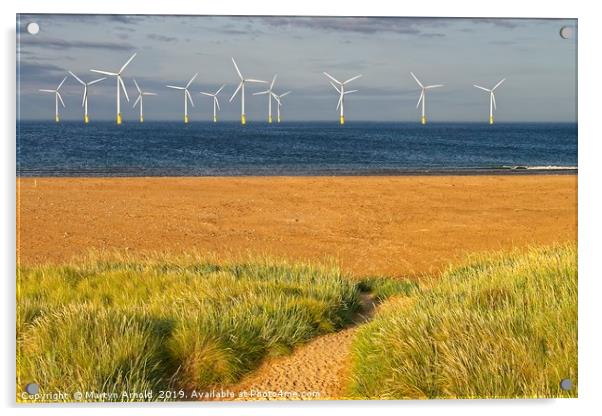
[559,26,573,40]
[25,383,39,395]
[26,22,40,35]
[559,378,573,391]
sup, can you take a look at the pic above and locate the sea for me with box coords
[16,121,577,176]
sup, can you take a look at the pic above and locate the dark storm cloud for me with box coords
[23,37,134,51]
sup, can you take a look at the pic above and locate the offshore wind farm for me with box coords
[17,14,577,403]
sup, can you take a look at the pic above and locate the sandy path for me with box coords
[229,293,377,401]
[17,175,577,277]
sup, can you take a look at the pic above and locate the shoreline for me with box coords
[16,175,577,277]
[16,168,578,178]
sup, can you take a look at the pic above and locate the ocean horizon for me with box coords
[17,121,577,177]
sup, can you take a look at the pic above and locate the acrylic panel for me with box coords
[16,14,577,402]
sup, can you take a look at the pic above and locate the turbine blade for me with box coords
[215,97,221,111]
[186,73,198,89]
[336,93,343,110]
[329,81,341,94]
[68,71,85,85]
[323,72,341,85]
[39,89,54,93]
[492,78,506,91]
[343,74,362,84]
[119,76,129,102]
[416,90,424,108]
[57,76,68,90]
[166,85,185,90]
[186,89,195,107]
[119,52,137,73]
[344,89,358,94]
[232,57,243,80]
[88,77,106,86]
[253,90,269,95]
[473,84,491,92]
[56,92,65,107]
[200,92,213,97]
[270,74,278,90]
[246,79,267,83]
[229,82,243,102]
[425,84,444,89]
[90,69,117,76]
[143,92,157,96]
[279,91,291,98]
[133,95,141,108]
[215,84,226,95]
[492,92,497,110]
[273,95,281,105]
[133,78,141,94]
[410,72,424,88]
[81,86,87,107]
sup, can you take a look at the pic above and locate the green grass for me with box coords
[348,244,577,399]
[17,254,361,402]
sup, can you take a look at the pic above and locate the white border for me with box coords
[3,1,601,415]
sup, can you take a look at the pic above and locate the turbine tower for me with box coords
[273,91,291,123]
[253,74,278,123]
[68,71,106,124]
[229,58,267,125]
[132,79,157,123]
[410,72,444,125]
[39,76,67,122]
[90,53,136,125]
[474,78,506,124]
[323,72,361,124]
[166,73,198,123]
[199,84,225,122]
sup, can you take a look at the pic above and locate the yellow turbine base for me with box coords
[116,113,122,125]
[184,115,189,124]
[340,115,345,125]
[55,115,60,123]
[421,116,426,125]
[277,116,281,123]
[489,116,494,125]
[268,115,272,124]
[213,116,217,123]
[241,114,246,125]
[84,114,89,124]
[140,116,144,123]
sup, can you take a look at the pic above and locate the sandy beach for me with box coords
[17,175,577,277]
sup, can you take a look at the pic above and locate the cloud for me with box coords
[22,37,134,51]
[254,17,434,35]
[18,61,65,79]
[147,33,177,42]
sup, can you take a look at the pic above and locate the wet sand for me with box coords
[16,175,577,277]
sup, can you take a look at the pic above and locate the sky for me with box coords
[17,14,577,122]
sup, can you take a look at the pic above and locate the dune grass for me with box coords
[348,243,578,399]
[16,254,361,402]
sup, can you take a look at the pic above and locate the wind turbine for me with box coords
[410,72,444,125]
[253,74,279,123]
[229,58,267,125]
[323,72,361,124]
[90,52,136,125]
[474,78,506,124]
[39,76,67,123]
[199,84,225,122]
[68,71,106,124]
[273,91,291,123]
[132,79,157,123]
[166,73,198,123]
